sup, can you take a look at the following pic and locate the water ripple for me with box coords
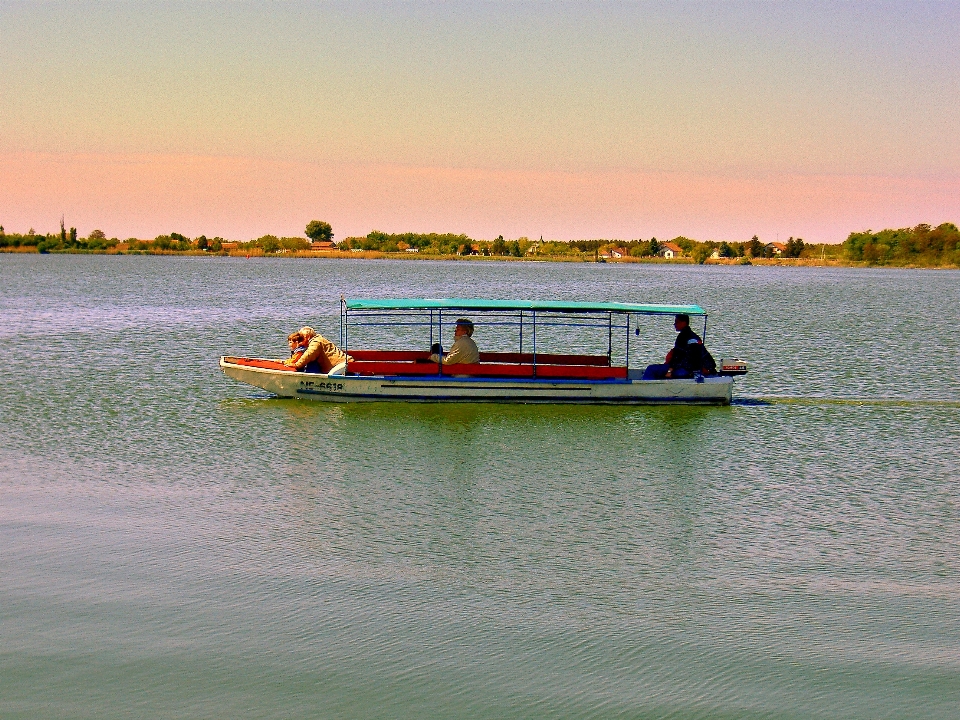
[2,256,959,718]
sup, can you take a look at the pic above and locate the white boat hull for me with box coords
[219,358,734,405]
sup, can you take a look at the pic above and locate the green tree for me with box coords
[784,237,805,258]
[258,235,281,253]
[168,232,190,251]
[281,237,310,252]
[196,235,209,250]
[843,223,959,265]
[210,238,223,252]
[88,229,107,241]
[491,235,507,255]
[569,240,602,254]
[305,220,333,242]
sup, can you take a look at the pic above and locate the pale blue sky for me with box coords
[2,1,958,240]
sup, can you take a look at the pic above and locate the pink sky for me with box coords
[4,151,958,243]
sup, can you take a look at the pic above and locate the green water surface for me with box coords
[1,255,958,719]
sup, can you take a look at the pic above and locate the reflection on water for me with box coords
[1,256,959,719]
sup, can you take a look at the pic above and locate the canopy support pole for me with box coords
[437,309,443,374]
[607,312,613,364]
[625,314,630,370]
[342,295,349,356]
[531,310,537,377]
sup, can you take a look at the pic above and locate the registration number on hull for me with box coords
[298,380,344,392]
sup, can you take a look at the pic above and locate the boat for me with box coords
[220,298,748,405]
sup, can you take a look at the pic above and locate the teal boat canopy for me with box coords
[346,298,706,316]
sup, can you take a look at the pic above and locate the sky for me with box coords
[2,1,959,243]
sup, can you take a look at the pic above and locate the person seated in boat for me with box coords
[429,318,479,365]
[286,331,308,364]
[284,326,352,373]
[642,314,709,380]
[273,332,307,364]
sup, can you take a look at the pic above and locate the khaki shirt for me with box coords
[432,335,479,365]
[293,334,349,372]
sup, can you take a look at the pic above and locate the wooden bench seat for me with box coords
[346,360,627,380]
[349,350,430,362]
[442,363,534,378]
[347,360,439,376]
[479,352,610,366]
[347,349,611,366]
[530,364,627,380]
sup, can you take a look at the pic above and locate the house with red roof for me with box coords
[659,241,684,259]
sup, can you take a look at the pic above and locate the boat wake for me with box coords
[735,396,960,408]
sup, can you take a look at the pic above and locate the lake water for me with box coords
[2,255,958,719]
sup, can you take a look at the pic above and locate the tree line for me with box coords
[842,223,959,266]
[0,227,297,255]
[339,232,813,262]
[3,219,957,266]
[0,220,125,253]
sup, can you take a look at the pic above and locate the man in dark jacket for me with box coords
[642,314,706,380]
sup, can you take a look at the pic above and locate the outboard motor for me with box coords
[718,359,748,376]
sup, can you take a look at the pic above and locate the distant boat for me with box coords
[220,298,747,405]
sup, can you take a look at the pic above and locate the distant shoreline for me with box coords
[5,222,957,267]
[2,245,956,269]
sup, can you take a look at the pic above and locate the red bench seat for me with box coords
[479,352,610,366]
[346,360,626,380]
[347,349,611,366]
[349,350,430,362]
[347,360,440,376]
